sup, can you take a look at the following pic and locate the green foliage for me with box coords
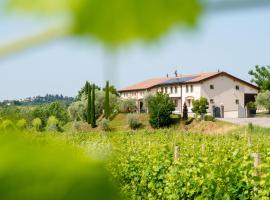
[7,0,201,45]
[127,114,142,130]
[32,118,42,131]
[246,101,257,109]
[91,84,97,128]
[61,130,269,199]
[73,0,201,45]
[47,116,61,132]
[182,102,188,120]
[119,98,137,113]
[0,131,120,200]
[204,115,215,122]
[86,82,92,124]
[68,101,87,121]
[256,91,270,113]
[46,102,69,125]
[104,81,110,119]
[192,97,209,118]
[98,118,111,132]
[103,84,119,97]
[148,93,175,128]
[249,65,270,91]
[32,102,69,129]
[16,119,27,130]
[0,119,14,130]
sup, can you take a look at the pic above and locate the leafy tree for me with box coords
[104,81,110,119]
[148,93,175,128]
[68,101,87,121]
[87,82,92,124]
[192,97,209,118]
[91,84,97,128]
[103,84,119,97]
[183,102,188,120]
[119,98,137,113]
[256,91,270,113]
[46,102,69,126]
[249,65,270,91]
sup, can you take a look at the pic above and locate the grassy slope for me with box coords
[110,113,238,134]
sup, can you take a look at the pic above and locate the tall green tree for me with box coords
[183,102,188,120]
[148,93,175,128]
[91,84,97,128]
[249,65,270,91]
[192,97,209,119]
[104,81,110,119]
[87,82,92,124]
[256,91,270,113]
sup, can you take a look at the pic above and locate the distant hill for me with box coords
[0,94,74,106]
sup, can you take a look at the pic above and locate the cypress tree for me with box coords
[91,84,97,128]
[87,83,92,124]
[183,102,188,120]
[84,81,89,95]
[104,81,110,119]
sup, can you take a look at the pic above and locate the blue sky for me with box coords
[0,5,270,100]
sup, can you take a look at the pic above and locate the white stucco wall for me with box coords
[200,75,258,118]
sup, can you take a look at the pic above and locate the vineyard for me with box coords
[1,125,270,199]
[65,126,270,199]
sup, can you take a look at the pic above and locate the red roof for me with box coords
[118,71,259,92]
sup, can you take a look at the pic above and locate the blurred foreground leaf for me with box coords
[0,131,120,200]
[7,0,201,46]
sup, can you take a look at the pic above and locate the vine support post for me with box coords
[174,145,180,161]
[253,153,261,176]
[248,136,252,147]
[202,144,206,153]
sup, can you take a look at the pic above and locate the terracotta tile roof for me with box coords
[119,77,171,92]
[118,71,259,92]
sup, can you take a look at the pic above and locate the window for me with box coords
[235,99,239,104]
[236,85,240,90]
[190,85,194,93]
[161,87,164,93]
[170,87,173,94]
[175,86,178,94]
[174,100,178,107]
[165,87,168,93]
[210,85,214,90]
[187,99,192,107]
[186,85,189,93]
[210,99,214,104]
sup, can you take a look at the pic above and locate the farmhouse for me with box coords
[118,71,259,118]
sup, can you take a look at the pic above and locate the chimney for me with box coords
[166,74,169,78]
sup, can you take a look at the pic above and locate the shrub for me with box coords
[119,99,137,113]
[47,116,61,132]
[204,115,215,122]
[148,93,175,128]
[98,118,111,132]
[185,117,195,125]
[32,118,42,131]
[127,114,142,130]
[16,119,27,130]
[1,119,14,130]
